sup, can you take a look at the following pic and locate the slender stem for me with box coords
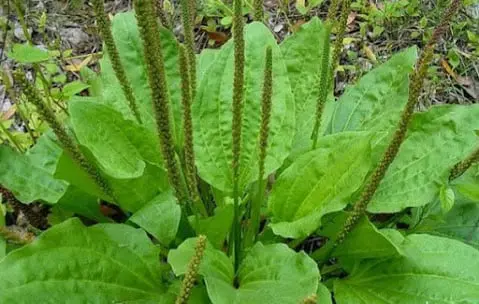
[0,0,10,62]
[93,0,142,124]
[12,0,32,44]
[245,46,273,248]
[33,64,69,115]
[0,120,24,152]
[231,0,245,271]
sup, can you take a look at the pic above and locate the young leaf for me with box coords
[328,47,418,149]
[168,239,319,304]
[414,197,479,249]
[190,205,234,249]
[0,133,67,204]
[99,12,184,147]
[0,218,170,303]
[7,43,49,63]
[268,132,372,239]
[129,191,181,246]
[280,17,335,158]
[334,234,479,303]
[368,104,479,213]
[439,184,455,213]
[62,80,90,98]
[69,98,163,179]
[193,22,295,193]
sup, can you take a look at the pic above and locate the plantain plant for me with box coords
[1,0,478,303]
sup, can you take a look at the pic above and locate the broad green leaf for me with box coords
[368,104,479,213]
[62,80,89,98]
[7,43,49,63]
[268,132,372,238]
[55,185,110,223]
[414,197,479,249]
[169,239,319,304]
[129,191,181,246]
[280,17,335,159]
[334,234,479,304]
[55,148,169,212]
[197,48,219,84]
[328,47,417,138]
[314,213,404,265]
[452,163,479,202]
[193,22,295,193]
[0,218,169,302]
[190,204,234,249]
[317,283,332,304]
[0,134,67,204]
[322,213,404,260]
[69,98,163,179]
[100,12,183,147]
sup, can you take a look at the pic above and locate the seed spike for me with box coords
[253,0,263,21]
[180,0,197,100]
[231,0,245,271]
[14,72,114,201]
[246,46,273,247]
[311,23,332,150]
[179,45,208,216]
[133,0,187,203]
[450,147,479,181]
[93,0,142,124]
[175,235,207,304]
[329,0,352,87]
[326,0,341,20]
[318,0,462,262]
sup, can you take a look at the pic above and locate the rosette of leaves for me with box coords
[0,4,478,304]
